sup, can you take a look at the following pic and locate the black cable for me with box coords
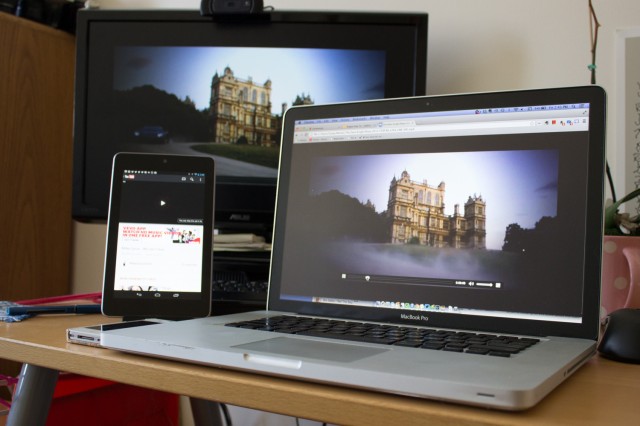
[220,403,233,426]
[606,161,617,203]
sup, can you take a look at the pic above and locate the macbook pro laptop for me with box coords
[101,86,607,410]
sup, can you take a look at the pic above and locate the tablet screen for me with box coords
[102,153,215,318]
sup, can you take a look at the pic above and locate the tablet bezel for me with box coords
[101,153,215,319]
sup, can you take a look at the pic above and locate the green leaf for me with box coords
[604,187,640,235]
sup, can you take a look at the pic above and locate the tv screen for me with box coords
[72,9,428,241]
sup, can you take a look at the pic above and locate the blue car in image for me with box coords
[133,126,169,143]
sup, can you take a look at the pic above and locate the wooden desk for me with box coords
[1,314,639,425]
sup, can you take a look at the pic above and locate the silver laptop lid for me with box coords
[269,86,606,340]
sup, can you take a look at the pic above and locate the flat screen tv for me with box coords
[72,9,428,242]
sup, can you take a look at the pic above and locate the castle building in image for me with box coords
[209,66,278,146]
[388,170,486,249]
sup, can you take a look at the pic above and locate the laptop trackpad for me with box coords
[234,336,388,363]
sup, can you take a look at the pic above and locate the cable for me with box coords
[220,403,233,426]
[606,161,617,203]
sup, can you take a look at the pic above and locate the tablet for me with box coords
[102,153,215,319]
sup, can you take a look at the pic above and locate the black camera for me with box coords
[200,0,264,15]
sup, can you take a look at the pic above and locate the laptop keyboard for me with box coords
[225,315,540,357]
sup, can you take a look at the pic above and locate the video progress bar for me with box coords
[341,273,503,290]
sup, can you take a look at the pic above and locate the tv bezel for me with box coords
[71,9,428,233]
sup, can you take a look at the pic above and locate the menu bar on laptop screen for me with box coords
[293,103,590,143]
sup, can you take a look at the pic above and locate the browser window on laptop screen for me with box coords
[277,103,591,325]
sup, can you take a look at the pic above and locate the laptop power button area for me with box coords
[243,353,303,370]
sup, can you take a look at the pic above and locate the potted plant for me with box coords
[604,188,640,236]
[601,188,640,317]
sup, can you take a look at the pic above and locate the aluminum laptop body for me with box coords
[101,86,606,410]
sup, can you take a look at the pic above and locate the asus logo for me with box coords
[229,213,251,221]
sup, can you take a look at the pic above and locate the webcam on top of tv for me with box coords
[200,0,265,15]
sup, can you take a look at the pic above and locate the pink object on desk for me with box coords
[16,292,102,306]
[601,236,640,318]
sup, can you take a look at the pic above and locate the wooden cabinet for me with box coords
[0,12,74,302]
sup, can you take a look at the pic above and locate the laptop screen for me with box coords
[270,87,605,338]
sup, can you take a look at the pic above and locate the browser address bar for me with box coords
[306,119,537,139]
